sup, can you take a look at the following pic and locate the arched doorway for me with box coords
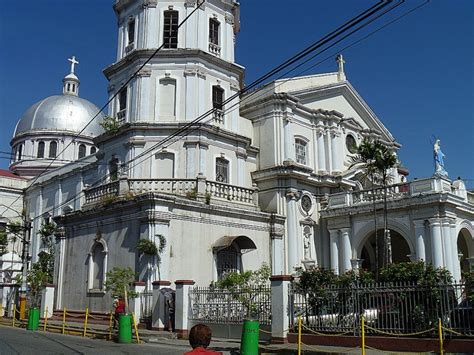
[360,229,411,272]
[458,227,473,274]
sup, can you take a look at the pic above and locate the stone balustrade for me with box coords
[327,177,469,209]
[129,178,196,195]
[83,175,258,207]
[84,180,119,204]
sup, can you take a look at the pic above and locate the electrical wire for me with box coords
[14,1,411,224]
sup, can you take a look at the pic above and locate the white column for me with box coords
[175,280,195,338]
[151,280,171,330]
[312,126,319,172]
[271,235,284,275]
[236,151,246,186]
[55,234,66,309]
[317,130,326,173]
[429,218,443,268]
[413,220,426,261]
[329,229,340,275]
[130,282,146,322]
[270,275,293,343]
[286,190,299,272]
[184,72,197,121]
[442,218,454,276]
[325,130,332,173]
[330,131,341,173]
[283,117,292,161]
[198,142,208,176]
[450,221,462,282]
[185,142,197,178]
[340,228,352,272]
[40,285,55,318]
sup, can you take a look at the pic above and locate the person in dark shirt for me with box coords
[184,324,223,355]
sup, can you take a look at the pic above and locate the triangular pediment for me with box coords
[278,77,397,145]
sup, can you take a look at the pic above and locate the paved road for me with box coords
[0,326,190,355]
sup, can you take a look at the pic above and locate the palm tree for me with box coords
[350,139,398,272]
[375,144,398,266]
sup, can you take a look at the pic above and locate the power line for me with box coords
[5,0,205,212]
[25,1,406,224]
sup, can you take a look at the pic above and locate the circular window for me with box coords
[301,195,313,213]
[346,135,357,154]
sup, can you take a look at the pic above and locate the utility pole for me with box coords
[19,218,31,320]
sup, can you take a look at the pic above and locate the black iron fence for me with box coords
[290,281,474,337]
[189,285,271,325]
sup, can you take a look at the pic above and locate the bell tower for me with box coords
[104,0,243,131]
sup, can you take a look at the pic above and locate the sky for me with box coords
[0,0,472,187]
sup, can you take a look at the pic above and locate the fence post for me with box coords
[108,312,113,340]
[438,318,444,355]
[83,307,89,337]
[270,275,293,343]
[12,304,16,327]
[151,280,171,330]
[43,307,48,331]
[297,316,302,355]
[361,316,365,355]
[40,284,55,319]
[175,280,195,339]
[62,308,66,334]
[131,281,146,322]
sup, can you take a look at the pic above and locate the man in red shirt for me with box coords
[184,324,223,354]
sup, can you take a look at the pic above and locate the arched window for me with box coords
[78,144,86,159]
[216,245,241,279]
[215,157,229,183]
[37,141,45,158]
[163,10,179,48]
[49,141,57,158]
[90,147,97,155]
[88,239,108,291]
[295,138,307,165]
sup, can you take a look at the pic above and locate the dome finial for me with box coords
[68,56,79,74]
[63,56,80,96]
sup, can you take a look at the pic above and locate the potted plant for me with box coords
[104,267,138,343]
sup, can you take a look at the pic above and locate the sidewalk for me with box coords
[0,317,442,354]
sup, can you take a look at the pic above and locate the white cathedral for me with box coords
[1,0,473,313]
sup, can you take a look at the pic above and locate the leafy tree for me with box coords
[214,264,271,319]
[26,251,55,308]
[0,229,8,256]
[104,267,138,313]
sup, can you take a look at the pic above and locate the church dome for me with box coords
[14,95,104,138]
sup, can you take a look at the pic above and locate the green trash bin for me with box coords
[27,307,40,331]
[118,314,132,343]
[240,319,259,355]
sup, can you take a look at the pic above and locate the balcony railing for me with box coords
[209,42,221,56]
[84,181,119,205]
[84,175,258,208]
[327,177,471,209]
[213,109,224,124]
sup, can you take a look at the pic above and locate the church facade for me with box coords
[0,0,473,313]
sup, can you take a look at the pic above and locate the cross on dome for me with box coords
[68,56,79,74]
